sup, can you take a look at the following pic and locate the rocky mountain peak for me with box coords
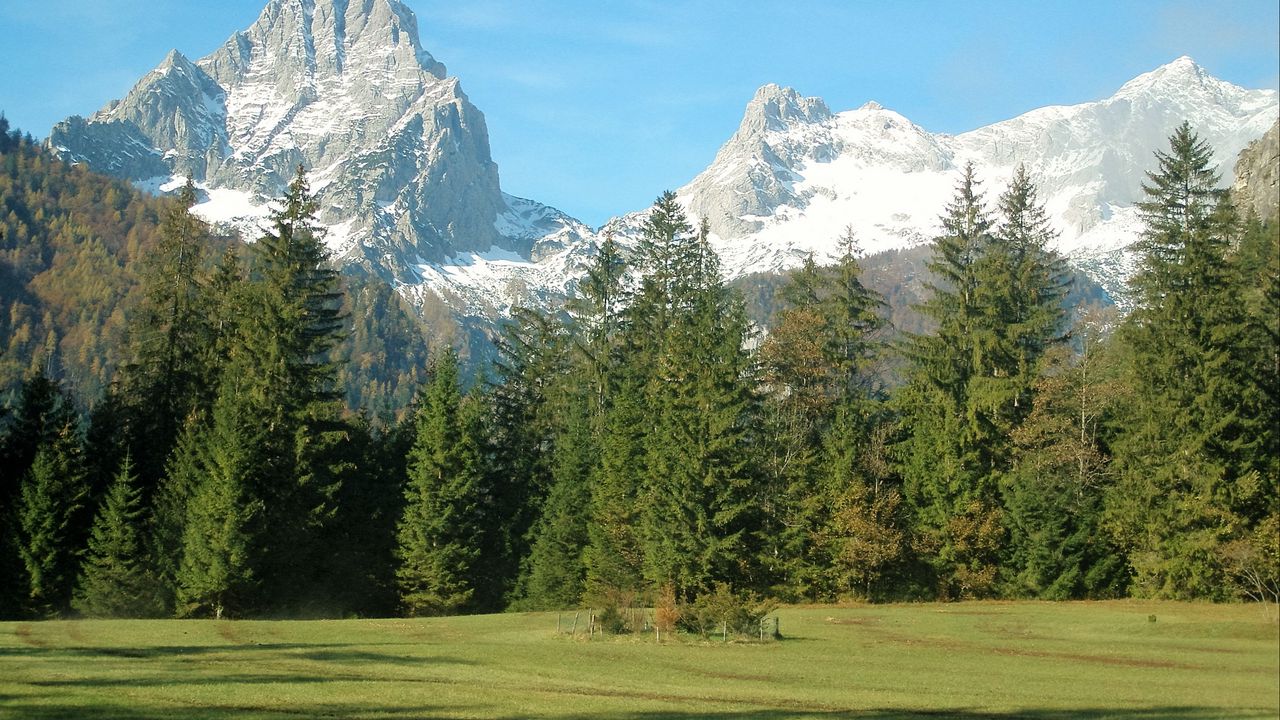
[741,84,833,134]
[49,0,591,295]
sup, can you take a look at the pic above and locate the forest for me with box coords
[0,117,1276,624]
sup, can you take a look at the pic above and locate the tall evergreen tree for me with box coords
[1,372,80,617]
[631,208,761,600]
[14,418,88,616]
[896,164,1005,599]
[244,165,347,608]
[396,348,486,615]
[113,179,215,492]
[486,307,568,608]
[174,349,270,618]
[519,238,629,609]
[1107,123,1263,598]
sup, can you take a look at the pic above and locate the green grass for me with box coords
[1,601,1276,719]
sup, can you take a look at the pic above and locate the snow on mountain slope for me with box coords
[48,0,584,301]
[670,57,1276,303]
[48,7,1276,323]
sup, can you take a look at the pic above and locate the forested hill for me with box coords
[0,117,433,417]
[1,120,167,403]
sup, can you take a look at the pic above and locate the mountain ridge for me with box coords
[44,0,1278,319]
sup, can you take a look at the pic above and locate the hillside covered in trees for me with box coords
[0,119,1276,623]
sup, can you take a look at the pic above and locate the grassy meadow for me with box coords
[1,601,1276,719]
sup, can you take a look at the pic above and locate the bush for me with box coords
[597,587,645,634]
[682,583,777,640]
[653,583,681,639]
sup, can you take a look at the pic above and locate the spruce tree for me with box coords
[396,348,485,615]
[113,179,215,492]
[15,419,88,617]
[633,210,760,600]
[174,352,268,618]
[230,165,347,609]
[73,455,164,617]
[0,372,78,617]
[583,368,647,602]
[896,164,1005,599]
[486,307,568,608]
[1107,123,1262,598]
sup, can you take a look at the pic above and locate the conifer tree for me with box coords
[1107,123,1263,598]
[820,406,904,600]
[486,307,568,607]
[15,419,87,616]
[174,352,268,618]
[1002,320,1126,599]
[113,179,215,492]
[73,455,164,617]
[396,348,485,615]
[0,372,79,617]
[242,165,347,607]
[149,415,205,611]
[758,231,890,599]
[518,388,593,609]
[583,391,647,601]
[519,237,631,609]
[632,209,760,600]
[896,164,1005,599]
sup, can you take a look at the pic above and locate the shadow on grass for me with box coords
[0,703,1264,720]
[0,641,477,667]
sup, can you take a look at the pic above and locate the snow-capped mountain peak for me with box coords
[673,57,1276,296]
[50,0,589,296]
[46,8,1278,324]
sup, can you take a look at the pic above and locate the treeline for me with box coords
[1,123,1276,621]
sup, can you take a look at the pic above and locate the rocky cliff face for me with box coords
[1232,119,1280,222]
[48,0,586,286]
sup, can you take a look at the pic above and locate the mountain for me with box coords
[665,58,1277,304]
[48,0,590,291]
[405,56,1276,316]
[48,0,1277,323]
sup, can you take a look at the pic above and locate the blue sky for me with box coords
[2,1,1277,226]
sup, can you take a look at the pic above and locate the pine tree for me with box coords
[896,164,1004,599]
[517,388,593,609]
[1,372,80,617]
[73,455,163,617]
[824,229,888,393]
[396,348,485,616]
[486,307,568,608]
[218,165,348,610]
[583,366,647,602]
[896,164,1069,599]
[149,415,205,612]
